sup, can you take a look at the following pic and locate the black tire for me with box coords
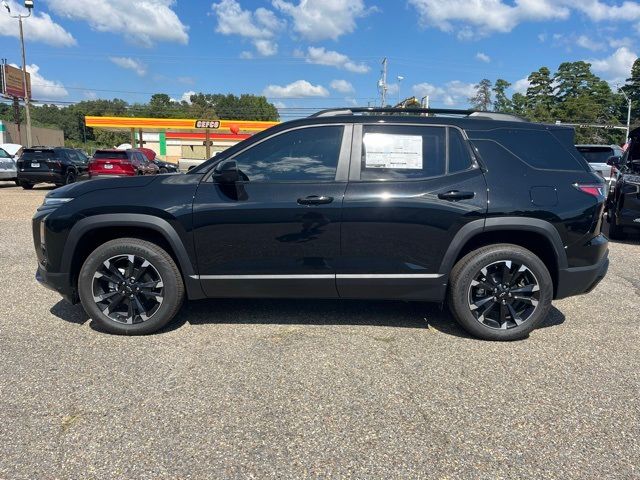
[65,170,77,185]
[14,179,20,186]
[159,167,168,174]
[608,211,624,240]
[78,238,184,335]
[447,244,553,341]
[21,181,34,190]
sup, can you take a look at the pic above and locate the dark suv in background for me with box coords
[18,147,88,189]
[607,127,640,239]
[33,108,609,341]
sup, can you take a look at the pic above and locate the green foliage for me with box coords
[0,93,279,148]
[469,79,492,111]
[470,59,639,144]
[493,79,512,112]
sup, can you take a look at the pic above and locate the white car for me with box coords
[575,144,622,191]
[0,147,17,183]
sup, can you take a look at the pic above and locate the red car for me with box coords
[88,149,159,178]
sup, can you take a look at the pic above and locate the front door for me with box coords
[193,124,352,298]
[338,123,488,301]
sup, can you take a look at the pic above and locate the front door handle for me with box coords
[297,195,334,205]
[437,190,475,201]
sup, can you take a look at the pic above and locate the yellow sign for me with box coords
[1,64,31,99]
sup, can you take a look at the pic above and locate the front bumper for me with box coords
[36,264,77,304]
[0,170,17,180]
[555,250,609,300]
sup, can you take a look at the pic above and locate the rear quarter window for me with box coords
[476,128,586,171]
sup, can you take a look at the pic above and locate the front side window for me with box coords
[361,125,446,180]
[233,126,344,182]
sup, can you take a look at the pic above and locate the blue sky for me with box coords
[0,0,638,119]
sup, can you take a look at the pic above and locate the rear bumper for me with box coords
[36,264,77,304]
[555,250,609,299]
[18,171,64,184]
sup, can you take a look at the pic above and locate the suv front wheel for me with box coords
[78,238,185,335]
[447,244,553,341]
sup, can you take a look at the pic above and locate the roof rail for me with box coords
[310,107,526,122]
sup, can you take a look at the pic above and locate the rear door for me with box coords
[192,124,351,298]
[338,123,488,301]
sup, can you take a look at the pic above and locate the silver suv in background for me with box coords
[0,147,17,184]
[576,144,623,191]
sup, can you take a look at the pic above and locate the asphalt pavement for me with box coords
[0,182,638,479]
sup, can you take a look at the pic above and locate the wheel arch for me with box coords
[62,214,205,301]
[439,217,568,297]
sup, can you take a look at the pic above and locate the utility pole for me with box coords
[378,57,388,107]
[3,0,34,147]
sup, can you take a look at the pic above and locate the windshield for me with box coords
[576,147,614,164]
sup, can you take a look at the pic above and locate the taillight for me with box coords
[573,183,605,199]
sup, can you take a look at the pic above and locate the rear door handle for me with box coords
[437,190,475,201]
[297,195,334,205]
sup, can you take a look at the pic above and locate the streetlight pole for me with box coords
[618,86,632,141]
[4,1,33,147]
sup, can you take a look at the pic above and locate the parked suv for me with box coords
[33,108,609,340]
[576,144,622,191]
[88,149,159,178]
[17,147,88,189]
[606,127,640,239]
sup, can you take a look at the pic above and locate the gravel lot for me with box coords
[0,182,638,479]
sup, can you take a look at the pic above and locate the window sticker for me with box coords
[363,133,423,169]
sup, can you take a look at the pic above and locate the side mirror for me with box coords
[607,156,621,167]
[213,159,240,183]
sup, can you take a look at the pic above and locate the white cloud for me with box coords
[304,47,370,73]
[46,0,188,47]
[408,0,569,38]
[512,77,531,94]
[476,52,491,63]
[412,80,476,106]
[10,63,68,99]
[609,37,634,49]
[263,80,329,98]
[330,79,355,94]
[575,34,603,51]
[590,46,637,83]
[273,0,371,41]
[212,0,283,56]
[408,0,640,40]
[109,57,147,76]
[0,0,75,47]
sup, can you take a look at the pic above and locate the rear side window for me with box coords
[488,128,584,170]
[449,128,473,173]
[361,125,446,180]
[93,151,128,160]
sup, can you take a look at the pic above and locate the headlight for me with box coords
[42,197,73,206]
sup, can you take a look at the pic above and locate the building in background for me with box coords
[0,120,63,147]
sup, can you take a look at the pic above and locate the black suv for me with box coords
[607,127,640,239]
[33,108,609,340]
[18,147,88,189]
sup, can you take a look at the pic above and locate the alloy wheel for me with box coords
[468,260,540,330]
[92,254,164,325]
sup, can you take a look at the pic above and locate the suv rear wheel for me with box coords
[78,238,184,335]
[448,244,553,341]
[20,181,33,190]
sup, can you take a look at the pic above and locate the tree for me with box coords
[526,67,555,121]
[511,93,528,117]
[493,79,512,112]
[622,58,640,121]
[469,79,492,111]
[554,61,598,101]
